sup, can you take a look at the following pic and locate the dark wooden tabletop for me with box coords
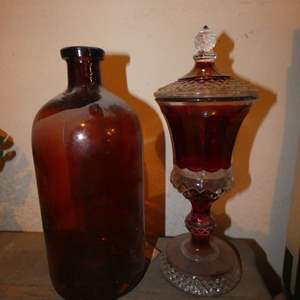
[0,232,272,299]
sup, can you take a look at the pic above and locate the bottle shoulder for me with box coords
[34,87,139,123]
[32,87,142,143]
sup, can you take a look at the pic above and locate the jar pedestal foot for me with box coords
[161,233,242,296]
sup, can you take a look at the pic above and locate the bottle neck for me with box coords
[66,58,101,89]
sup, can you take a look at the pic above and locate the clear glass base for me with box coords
[161,233,241,296]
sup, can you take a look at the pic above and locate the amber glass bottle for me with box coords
[32,47,145,299]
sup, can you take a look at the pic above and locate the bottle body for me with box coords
[32,73,145,298]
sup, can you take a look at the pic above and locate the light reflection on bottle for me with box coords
[76,133,86,141]
[106,128,116,136]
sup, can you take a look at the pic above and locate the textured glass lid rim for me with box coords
[155,94,257,101]
[154,76,258,100]
[154,75,258,100]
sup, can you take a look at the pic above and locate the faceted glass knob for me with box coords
[194,26,216,52]
[194,26,217,62]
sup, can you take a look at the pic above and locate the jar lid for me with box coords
[154,26,257,101]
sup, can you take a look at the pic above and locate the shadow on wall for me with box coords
[101,54,165,252]
[0,130,32,231]
[210,33,282,296]
[212,32,276,238]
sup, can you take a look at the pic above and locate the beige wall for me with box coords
[0,0,300,275]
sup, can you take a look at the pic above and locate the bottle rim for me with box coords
[61,46,105,60]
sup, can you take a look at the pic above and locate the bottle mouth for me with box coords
[60,46,105,60]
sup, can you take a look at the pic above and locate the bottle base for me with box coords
[53,261,148,300]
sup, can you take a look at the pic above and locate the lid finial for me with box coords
[194,26,217,62]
